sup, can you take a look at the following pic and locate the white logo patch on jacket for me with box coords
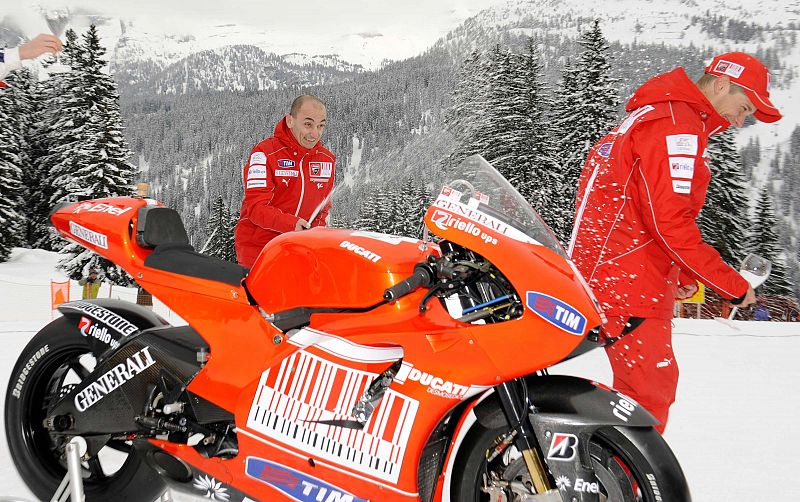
[669,157,694,179]
[249,152,267,166]
[666,134,698,156]
[247,179,267,189]
[247,165,267,179]
[672,179,692,194]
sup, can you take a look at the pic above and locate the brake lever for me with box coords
[419,279,464,313]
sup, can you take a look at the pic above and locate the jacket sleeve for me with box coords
[241,146,298,233]
[0,47,21,82]
[631,122,748,300]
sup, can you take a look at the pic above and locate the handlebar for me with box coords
[383,263,435,301]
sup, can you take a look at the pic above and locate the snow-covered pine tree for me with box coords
[204,195,236,262]
[550,56,583,212]
[35,29,85,251]
[698,129,750,265]
[514,38,571,243]
[747,188,793,296]
[445,49,490,167]
[53,26,138,285]
[554,21,620,215]
[4,69,46,249]
[0,84,25,261]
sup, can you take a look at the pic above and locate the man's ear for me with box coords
[285,113,293,127]
[714,75,732,95]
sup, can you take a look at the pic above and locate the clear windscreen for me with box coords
[435,155,567,257]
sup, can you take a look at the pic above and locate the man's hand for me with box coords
[738,285,756,308]
[19,34,63,60]
[675,283,698,300]
[294,218,310,231]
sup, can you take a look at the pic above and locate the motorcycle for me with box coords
[5,155,690,501]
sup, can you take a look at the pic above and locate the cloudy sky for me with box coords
[5,0,512,67]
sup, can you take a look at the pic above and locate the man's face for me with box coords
[286,101,327,149]
[711,81,756,128]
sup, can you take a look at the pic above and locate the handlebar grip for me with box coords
[384,264,434,301]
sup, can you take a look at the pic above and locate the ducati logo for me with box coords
[547,433,578,461]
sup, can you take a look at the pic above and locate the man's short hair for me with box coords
[697,73,745,94]
[290,95,325,117]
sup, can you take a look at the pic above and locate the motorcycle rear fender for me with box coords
[58,298,170,360]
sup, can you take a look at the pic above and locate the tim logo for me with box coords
[547,433,579,461]
[246,457,367,502]
[278,159,295,168]
[526,292,586,336]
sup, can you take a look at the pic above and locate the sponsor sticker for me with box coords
[72,202,133,217]
[339,240,381,263]
[668,157,695,179]
[395,361,487,400]
[247,165,267,179]
[665,134,698,156]
[67,302,139,336]
[69,221,108,249]
[277,159,295,168]
[74,346,156,412]
[714,59,744,79]
[247,179,268,189]
[246,458,367,502]
[672,179,692,194]
[439,186,463,201]
[11,345,49,398]
[433,197,535,245]
[611,392,639,422]
[431,209,498,245]
[547,433,579,461]
[526,292,586,336]
[275,169,298,177]
[250,152,267,166]
[78,316,121,350]
[597,142,613,158]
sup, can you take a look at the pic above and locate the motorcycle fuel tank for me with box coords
[246,228,433,312]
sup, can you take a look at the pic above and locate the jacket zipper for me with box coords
[295,153,307,217]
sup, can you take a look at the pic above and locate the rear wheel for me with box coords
[452,422,689,501]
[5,317,166,501]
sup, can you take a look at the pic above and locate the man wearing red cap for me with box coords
[234,95,335,268]
[569,52,780,433]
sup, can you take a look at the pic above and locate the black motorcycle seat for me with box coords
[137,207,248,286]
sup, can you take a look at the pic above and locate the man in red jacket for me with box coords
[235,95,336,268]
[570,52,780,432]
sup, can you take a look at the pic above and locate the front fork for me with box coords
[495,379,558,498]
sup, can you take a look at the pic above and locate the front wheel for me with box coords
[5,317,166,501]
[452,422,690,501]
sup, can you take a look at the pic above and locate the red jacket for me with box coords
[234,117,335,268]
[569,68,749,319]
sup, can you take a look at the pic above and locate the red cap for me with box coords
[705,52,781,123]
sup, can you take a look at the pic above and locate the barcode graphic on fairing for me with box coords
[246,350,418,483]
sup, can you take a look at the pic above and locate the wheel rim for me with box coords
[19,343,131,486]
[474,432,648,502]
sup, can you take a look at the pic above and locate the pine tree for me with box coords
[0,85,25,261]
[698,129,750,265]
[554,21,620,217]
[51,26,138,285]
[204,196,236,262]
[747,188,793,296]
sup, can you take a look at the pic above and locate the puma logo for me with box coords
[656,358,673,368]
[282,179,289,187]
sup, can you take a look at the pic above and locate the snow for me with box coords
[1,247,798,501]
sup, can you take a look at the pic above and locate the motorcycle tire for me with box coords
[452,422,691,502]
[5,316,167,502]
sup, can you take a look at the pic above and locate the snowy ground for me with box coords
[1,248,798,501]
